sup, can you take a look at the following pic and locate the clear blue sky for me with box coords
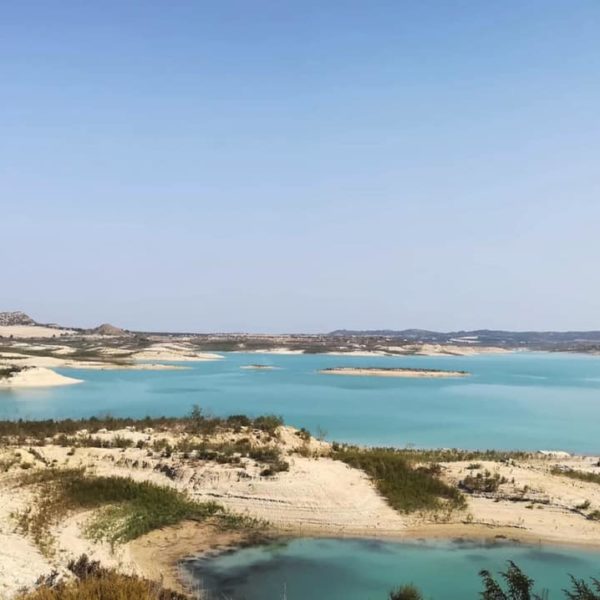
[2,1,599,332]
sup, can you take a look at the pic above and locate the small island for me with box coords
[319,367,470,378]
[240,364,278,370]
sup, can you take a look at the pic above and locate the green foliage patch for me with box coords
[332,447,466,513]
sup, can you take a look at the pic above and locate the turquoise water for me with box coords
[1,352,600,452]
[183,537,600,600]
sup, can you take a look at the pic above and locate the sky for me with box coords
[1,1,599,333]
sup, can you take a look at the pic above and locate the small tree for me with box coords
[564,575,600,600]
[389,585,424,600]
[188,404,204,433]
[479,561,541,600]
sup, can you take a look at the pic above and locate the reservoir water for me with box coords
[1,352,600,453]
[183,537,600,600]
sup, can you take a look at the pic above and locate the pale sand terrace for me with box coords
[0,325,75,339]
[132,343,223,362]
[0,340,224,377]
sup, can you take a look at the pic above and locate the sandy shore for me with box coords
[320,367,469,378]
[128,522,263,593]
[0,367,82,388]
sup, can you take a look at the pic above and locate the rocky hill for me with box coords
[92,323,128,336]
[0,311,36,326]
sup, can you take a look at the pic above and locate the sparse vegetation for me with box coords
[0,407,285,446]
[389,562,600,600]
[15,554,188,600]
[295,427,311,442]
[332,446,466,513]
[0,365,23,380]
[551,467,600,486]
[15,469,254,553]
[460,470,508,493]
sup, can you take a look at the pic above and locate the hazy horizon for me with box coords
[3,2,599,333]
[5,307,600,336]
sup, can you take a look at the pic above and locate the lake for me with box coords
[1,351,600,453]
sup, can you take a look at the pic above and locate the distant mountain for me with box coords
[0,311,36,326]
[328,329,600,347]
[92,323,128,336]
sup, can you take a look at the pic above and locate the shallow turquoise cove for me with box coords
[182,537,600,600]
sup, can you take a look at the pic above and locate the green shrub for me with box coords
[252,415,284,435]
[333,448,465,513]
[460,470,507,493]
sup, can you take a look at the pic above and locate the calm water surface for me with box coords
[183,537,600,600]
[1,352,600,452]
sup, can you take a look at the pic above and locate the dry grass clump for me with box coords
[16,554,190,600]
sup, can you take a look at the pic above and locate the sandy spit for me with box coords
[0,367,82,388]
[241,348,305,355]
[320,367,469,378]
